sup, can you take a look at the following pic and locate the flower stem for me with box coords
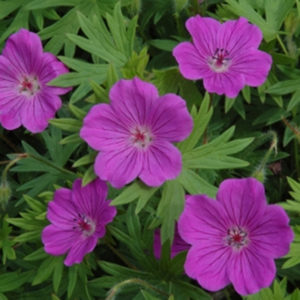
[104,240,138,270]
[251,131,278,181]
[1,155,26,182]
[0,134,19,152]
[105,278,170,300]
[276,34,289,56]
[26,153,77,178]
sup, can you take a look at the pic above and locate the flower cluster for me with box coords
[1,15,292,298]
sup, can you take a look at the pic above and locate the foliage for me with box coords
[0,0,300,299]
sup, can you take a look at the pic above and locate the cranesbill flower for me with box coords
[173,16,272,98]
[178,178,293,295]
[153,225,190,259]
[42,179,116,266]
[0,29,70,133]
[80,77,193,188]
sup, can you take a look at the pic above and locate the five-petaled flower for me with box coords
[80,77,193,188]
[178,178,293,295]
[42,179,116,266]
[173,16,272,98]
[0,29,70,133]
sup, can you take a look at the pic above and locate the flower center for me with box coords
[18,75,40,97]
[208,48,231,73]
[130,126,153,149]
[224,226,249,250]
[73,214,96,237]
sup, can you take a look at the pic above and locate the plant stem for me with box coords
[276,34,289,56]
[0,134,19,152]
[26,153,77,178]
[104,241,138,270]
[105,278,169,300]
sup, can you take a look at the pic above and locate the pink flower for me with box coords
[42,179,116,266]
[153,225,190,259]
[173,16,272,98]
[0,29,70,133]
[178,178,293,295]
[80,77,193,188]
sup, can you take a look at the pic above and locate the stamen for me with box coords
[17,75,40,97]
[73,214,96,237]
[130,126,153,149]
[224,226,249,250]
[209,48,231,73]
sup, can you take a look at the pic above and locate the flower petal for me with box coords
[173,42,213,80]
[178,195,228,245]
[150,93,193,142]
[109,77,159,125]
[229,250,276,295]
[38,52,71,95]
[19,93,62,133]
[95,146,143,188]
[185,16,220,57]
[139,141,182,186]
[42,225,78,256]
[217,17,263,56]
[46,188,77,228]
[217,178,267,229]
[0,98,23,130]
[250,205,294,258]
[203,72,244,98]
[231,49,272,87]
[184,244,231,291]
[80,103,128,152]
[71,179,115,225]
[64,236,98,266]
[2,29,43,75]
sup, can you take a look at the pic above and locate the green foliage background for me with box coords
[0,0,300,299]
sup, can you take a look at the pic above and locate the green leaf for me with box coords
[111,181,158,208]
[73,152,97,168]
[282,226,300,269]
[183,127,253,169]
[82,165,97,186]
[225,0,276,41]
[53,256,64,293]
[178,167,218,198]
[265,0,294,34]
[287,89,300,111]
[107,63,120,90]
[266,79,300,95]
[67,265,78,299]
[178,93,213,153]
[49,118,82,132]
[32,256,58,285]
[60,133,82,145]
[122,47,149,79]
[0,271,31,292]
[157,180,185,244]
[141,290,160,300]
[149,39,178,51]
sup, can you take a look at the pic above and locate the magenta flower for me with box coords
[153,225,190,259]
[42,179,116,266]
[178,178,293,295]
[173,16,272,98]
[80,77,193,188]
[0,29,70,133]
